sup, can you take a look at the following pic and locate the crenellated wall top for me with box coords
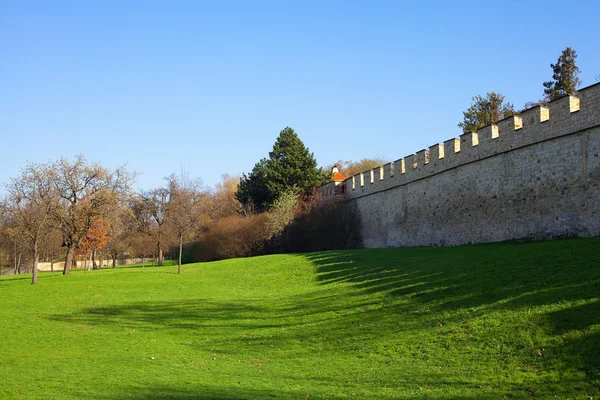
[340,82,600,200]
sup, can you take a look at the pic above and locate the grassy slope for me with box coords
[0,238,599,399]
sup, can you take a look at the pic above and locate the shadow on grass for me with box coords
[0,273,63,283]
[50,299,279,330]
[305,237,600,388]
[307,238,600,311]
[73,382,510,400]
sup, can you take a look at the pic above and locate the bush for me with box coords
[187,214,270,262]
[266,190,298,238]
[186,192,362,263]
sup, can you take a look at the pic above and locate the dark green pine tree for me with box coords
[265,127,328,202]
[235,158,271,212]
[543,47,581,101]
[235,127,329,211]
[458,92,514,133]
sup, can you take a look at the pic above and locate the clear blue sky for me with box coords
[2,0,599,191]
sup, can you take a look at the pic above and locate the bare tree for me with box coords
[130,229,156,268]
[105,207,134,268]
[39,227,63,272]
[209,174,242,219]
[1,223,26,275]
[2,162,55,284]
[131,188,172,266]
[166,173,205,274]
[50,155,135,275]
[0,215,18,275]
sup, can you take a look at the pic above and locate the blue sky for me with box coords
[2,0,599,191]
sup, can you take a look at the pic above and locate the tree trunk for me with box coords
[50,256,54,272]
[17,252,22,274]
[178,233,183,274]
[64,246,74,275]
[158,244,163,266]
[92,249,98,270]
[112,254,117,268]
[32,242,39,285]
[13,242,18,275]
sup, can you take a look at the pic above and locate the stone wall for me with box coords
[333,83,600,248]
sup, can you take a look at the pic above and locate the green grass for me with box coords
[1,237,599,399]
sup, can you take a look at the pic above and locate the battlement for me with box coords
[341,82,600,201]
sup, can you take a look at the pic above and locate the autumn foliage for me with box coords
[80,218,109,253]
[188,214,270,262]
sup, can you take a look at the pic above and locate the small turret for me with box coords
[331,166,345,185]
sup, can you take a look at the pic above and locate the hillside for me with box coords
[1,238,599,399]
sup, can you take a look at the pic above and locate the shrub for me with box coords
[266,190,298,238]
[187,214,270,262]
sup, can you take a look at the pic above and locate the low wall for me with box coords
[37,258,154,272]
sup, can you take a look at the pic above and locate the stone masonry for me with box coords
[323,82,600,248]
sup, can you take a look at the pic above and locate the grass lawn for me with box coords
[1,237,599,399]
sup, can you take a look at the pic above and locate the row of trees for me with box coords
[0,156,215,283]
[0,141,372,282]
[459,47,582,133]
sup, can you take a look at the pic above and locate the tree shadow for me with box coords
[50,299,278,331]
[0,273,63,284]
[305,238,600,313]
[304,237,600,395]
[70,379,510,400]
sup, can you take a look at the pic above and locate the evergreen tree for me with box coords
[236,127,328,211]
[235,158,270,212]
[543,47,581,101]
[266,127,328,201]
[458,92,514,133]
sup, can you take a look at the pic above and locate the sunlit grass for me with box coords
[1,237,599,399]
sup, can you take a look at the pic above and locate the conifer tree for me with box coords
[458,92,514,133]
[266,127,328,202]
[543,47,581,101]
[235,159,270,212]
[236,127,328,211]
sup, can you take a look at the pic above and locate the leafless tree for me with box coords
[39,227,63,272]
[166,173,205,274]
[105,207,134,268]
[209,174,242,219]
[50,155,135,275]
[0,215,15,275]
[0,215,28,275]
[131,187,173,266]
[2,162,56,284]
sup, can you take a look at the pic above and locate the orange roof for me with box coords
[332,171,345,181]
